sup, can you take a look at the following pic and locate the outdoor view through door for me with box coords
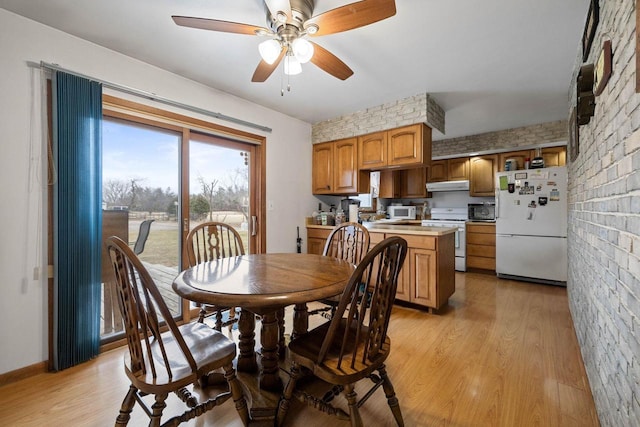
[100,116,255,341]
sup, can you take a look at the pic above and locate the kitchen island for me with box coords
[307,223,456,312]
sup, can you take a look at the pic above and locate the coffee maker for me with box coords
[340,198,361,221]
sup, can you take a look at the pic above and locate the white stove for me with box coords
[422,208,467,271]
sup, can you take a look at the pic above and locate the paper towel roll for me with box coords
[349,205,359,223]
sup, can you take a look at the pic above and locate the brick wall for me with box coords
[311,93,445,143]
[567,1,640,426]
[311,91,566,156]
[432,120,567,157]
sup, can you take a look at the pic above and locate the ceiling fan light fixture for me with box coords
[258,39,282,64]
[275,11,288,23]
[304,23,319,35]
[292,38,314,63]
[284,55,302,75]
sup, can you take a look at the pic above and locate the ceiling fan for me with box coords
[172,0,396,83]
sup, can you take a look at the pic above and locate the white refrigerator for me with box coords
[495,166,567,285]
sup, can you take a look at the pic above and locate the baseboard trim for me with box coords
[0,361,48,386]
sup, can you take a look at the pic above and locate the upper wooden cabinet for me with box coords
[378,170,400,199]
[448,157,470,181]
[358,123,431,170]
[312,142,334,194]
[378,168,428,199]
[400,168,428,198]
[539,146,567,167]
[469,155,498,196]
[312,137,366,195]
[358,131,387,170]
[427,157,469,182]
[498,146,567,171]
[498,150,530,172]
[427,160,448,182]
[333,138,359,194]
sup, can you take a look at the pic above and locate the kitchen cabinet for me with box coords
[306,226,455,311]
[306,227,329,255]
[427,157,469,182]
[539,146,566,167]
[427,160,448,182]
[358,123,431,170]
[448,157,470,180]
[378,168,428,199]
[466,222,496,271]
[358,131,387,170]
[385,232,455,311]
[379,170,401,199]
[312,137,368,195]
[498,146,567,171]
[400,168,427,198]
[469,154,498,196]
[498,150,530,172]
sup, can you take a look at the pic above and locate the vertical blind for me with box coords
[52,71,102,370]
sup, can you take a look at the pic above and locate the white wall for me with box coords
[0,9,317,374]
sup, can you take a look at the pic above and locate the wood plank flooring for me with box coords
[0,272,599,426]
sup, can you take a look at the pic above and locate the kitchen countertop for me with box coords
[307,223,457,237]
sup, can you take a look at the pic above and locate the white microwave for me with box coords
[387,205,416,220]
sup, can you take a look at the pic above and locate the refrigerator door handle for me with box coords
[495,189,500,219]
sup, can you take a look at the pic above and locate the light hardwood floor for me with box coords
[0,272,599,426]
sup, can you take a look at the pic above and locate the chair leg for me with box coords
[379,366,404,427]
[343,383,363,427]
[149,393,168,427]
[197,306,207,324]
[214,310,223,332]
[115,385,137,426]
[222,363,250,426]
[276,364,301,426]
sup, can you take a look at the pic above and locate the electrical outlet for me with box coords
[33,267,39,280]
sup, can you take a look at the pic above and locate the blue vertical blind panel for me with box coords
[53,71,102,370]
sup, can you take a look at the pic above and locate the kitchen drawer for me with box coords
[467,233,496,246]
[385,233,436,250]
[467,255,496,270]
[467,244,496,258]
[307,228,332,240]
[467,223,496,234]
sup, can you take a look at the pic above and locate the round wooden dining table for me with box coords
[172,252,355,393]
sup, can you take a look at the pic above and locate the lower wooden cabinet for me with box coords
[306,227,456,311]
[466,222,496,271]
[379,232,455,311]
[307,227,328,255]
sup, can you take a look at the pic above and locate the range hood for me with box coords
[426,180,470,192]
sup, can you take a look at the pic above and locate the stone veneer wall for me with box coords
[432,120,567,157]
[311,93,444,143]
[567,1,640,426]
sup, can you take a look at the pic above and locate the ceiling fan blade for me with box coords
[305,0,396,36]
[264,0,292,22]
[309,42,354,80]
[172,16,272,35]
[252,46,288,82]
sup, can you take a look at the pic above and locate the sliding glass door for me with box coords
[99,108,263,341]
[188,132,255,252]
[101,117,181,339]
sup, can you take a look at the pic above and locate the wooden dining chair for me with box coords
[309,222,370,319]
[276,236,408,427]
[185,222,245,330]
[106,236,250,427]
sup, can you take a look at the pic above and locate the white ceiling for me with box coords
[1,0,590,140]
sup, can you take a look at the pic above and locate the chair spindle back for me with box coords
[318,236,407,369]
